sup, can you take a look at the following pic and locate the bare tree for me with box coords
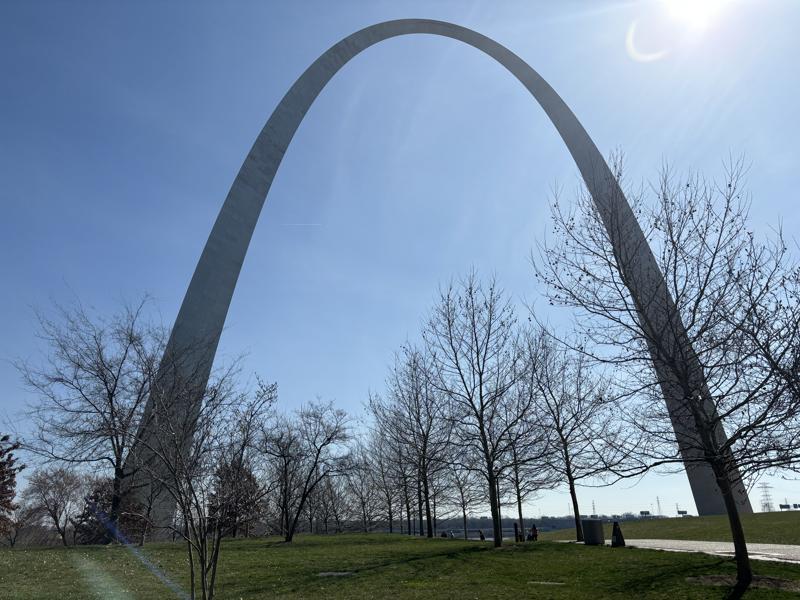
[395,444,417,535]
[427,467,458,537]
[70,476,117,545]
[446,461,482,539]
[525,330,628,541]
[369,345,451,538]
[302,485,320,534]
[345,440,380,532]
[503,442,548,542]
[367,395,412,534]
[724,240,800,471]
[19,299,162,533]
[366,428,400,533]
[207,379,276,540]
[496,343,555,543]
[2,500,38,547]
[536,158,800,591]
[423,272,525,547]
[315,473,350,534]
[22,467,83,546]
[313,478,333,534]
[134,362,270,600]
[260,401,350,543]
[259,416,300,538]
[379,427,418,536]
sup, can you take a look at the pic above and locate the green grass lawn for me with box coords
[540,511,800,544]
[2,533,800,599]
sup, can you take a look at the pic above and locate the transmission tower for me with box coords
[759,482,774,513]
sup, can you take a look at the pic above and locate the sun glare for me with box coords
[663,0,728,30]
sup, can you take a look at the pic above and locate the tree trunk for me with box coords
[421,466,433,538]
[139,519,148,546]
[432,492,437,537]
[405,489,412,536]
[462,505,468,540]
[514,464,524,541]
[417,478,424,537]
[187,539,196,600]
[110,464,123,540]
[496,477,503,544]
[487,471,502,547]
[208,527,223,600]
[567,475,583,542]
[716,466,752,596]
[285,531,294,542]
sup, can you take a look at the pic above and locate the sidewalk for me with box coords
[622,539,800,564]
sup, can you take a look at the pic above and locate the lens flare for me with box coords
[626,20,669,63]
[663,0,728,30]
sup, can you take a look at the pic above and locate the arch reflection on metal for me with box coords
[128,19,751,522]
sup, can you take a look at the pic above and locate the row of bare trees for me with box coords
[6,280,634,558]
[8,158,799,595]
[362,272,624,547]
[355,159,800,590]
[2,298,346,598]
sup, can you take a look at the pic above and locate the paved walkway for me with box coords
[622,539,800,564]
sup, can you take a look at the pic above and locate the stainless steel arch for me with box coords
[128,18,751,520]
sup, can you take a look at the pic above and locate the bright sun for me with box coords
[627,0,731,62]
[663,0,728,30]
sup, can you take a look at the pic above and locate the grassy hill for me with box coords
[2,533,800,599]
[540,511,800,544]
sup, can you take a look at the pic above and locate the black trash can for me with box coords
[581,519,605,546]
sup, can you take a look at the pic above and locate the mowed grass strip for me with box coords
[2,533,800,599]
[540,511,800,545]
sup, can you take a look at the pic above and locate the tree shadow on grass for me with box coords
[604,550,733,598]
[223,537,493,597]
[351,543,488,575]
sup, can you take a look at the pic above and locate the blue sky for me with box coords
[1,0,798,517]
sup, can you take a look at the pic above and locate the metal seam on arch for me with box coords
[127,18,751,521]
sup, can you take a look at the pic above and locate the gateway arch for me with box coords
[127,19,751,522]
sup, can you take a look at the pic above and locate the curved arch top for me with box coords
[175,19,621,357]
[130,19,750,518]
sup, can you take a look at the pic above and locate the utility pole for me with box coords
[759,482,774,513]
